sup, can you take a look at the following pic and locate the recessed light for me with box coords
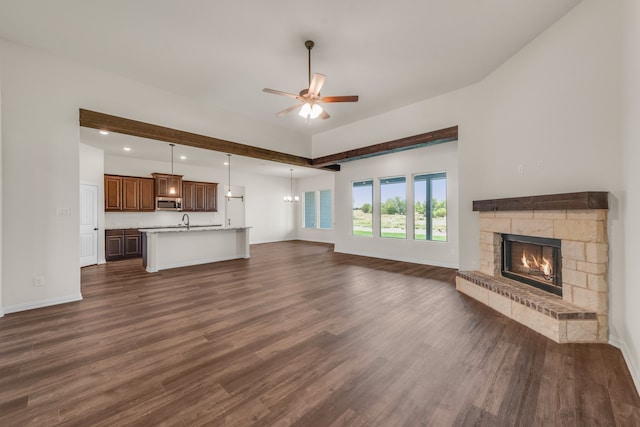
[99,130,109,135]
[123,147,131,151]
[224,162,229,166]
[180,155,186,160]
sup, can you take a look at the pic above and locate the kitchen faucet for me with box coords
[182,213,190,229]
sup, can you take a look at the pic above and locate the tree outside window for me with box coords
[380,177,406,239]
[414,172,447,241]
[352,180,373,236]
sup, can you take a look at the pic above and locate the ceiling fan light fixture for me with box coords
[310,103,323,119]
[298,103,312,118]
[298,102,323,120]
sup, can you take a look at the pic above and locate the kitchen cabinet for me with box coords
[122,177,139,211]
[104,175,122,210]
[105,229,125,261]
[105,229,142,261]
[182,181,218,212]
[153,173,183,198]
[205,183,218,211]
[105,175,155,212]
[138,178,155,211]
[182,181,195,211]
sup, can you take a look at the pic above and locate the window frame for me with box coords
[379,176,407,239]
[413,171,447,242]
[351,179,374,237]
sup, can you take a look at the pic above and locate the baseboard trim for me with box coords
[3,293,83,315]
[609,334,640,396]
[334,247,459,270]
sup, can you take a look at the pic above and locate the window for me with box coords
[380,176,406,239]
[352,180,373,236]
[414,172,447,241]
[304,191,316,228]
[319,190,332,229]
[304,190,333,229]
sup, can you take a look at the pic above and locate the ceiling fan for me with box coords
[263,40,359,120]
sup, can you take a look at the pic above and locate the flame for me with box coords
[520,250,553,280]
[541,257,552,277]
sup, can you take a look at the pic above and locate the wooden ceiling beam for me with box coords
[79,109,315,168]
[311,126,458,167]
[79,109,458,171]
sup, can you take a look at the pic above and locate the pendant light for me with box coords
[226,154,233,198]
[225,154,244,201]
[284,169,299,202]
[168,143,176,195]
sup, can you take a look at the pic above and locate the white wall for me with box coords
[334,142,459,268]
[0,38,307,312]
[79,143,105,263]
[297,172,336,244]
[0,69,3,316]
[314,0,636,388]
[102,154,297,244]
[619,0,640,392]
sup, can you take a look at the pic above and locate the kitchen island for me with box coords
[139,226,250,273]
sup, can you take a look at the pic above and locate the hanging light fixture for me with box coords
[298,102,323,120]
[168,143,177,195]
[284,169,299,202]
[225,154,244,201]
[226,154,233,198]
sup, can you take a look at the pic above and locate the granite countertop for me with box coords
[138,225,251,233]
[106,224,224,231]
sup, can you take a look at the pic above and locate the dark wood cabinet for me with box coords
[205,183,218,212]
[138,178,155,211]
[153,173,183,198]
[104,176,122,210]
[105,175,155,212]
[106,229,142,261]
[122,177,139,211]
[182,181,218,212]
[182,181,196,211]
[105,229,125,261]
[124,229,142,257]
[194,183,206,211]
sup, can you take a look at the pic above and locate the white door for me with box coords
[80,184,99,267]
[225,186,245,228]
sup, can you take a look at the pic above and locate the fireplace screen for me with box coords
[501,234,562,296]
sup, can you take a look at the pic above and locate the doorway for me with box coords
[80,184,99,267]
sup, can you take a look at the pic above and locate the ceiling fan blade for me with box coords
[308,73,326,97]
[319,109,330,120]
[320,95,359,103]
[263,88,301,100]
[276,103,304,116]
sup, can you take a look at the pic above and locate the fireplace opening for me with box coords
[501,234,562,296]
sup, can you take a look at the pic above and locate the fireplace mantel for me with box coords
[473,191,608,212]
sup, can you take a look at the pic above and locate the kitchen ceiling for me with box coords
[0,0,582,137]
[79,127,324,179]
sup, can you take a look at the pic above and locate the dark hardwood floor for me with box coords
[1,241,638,426]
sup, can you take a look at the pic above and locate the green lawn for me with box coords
[352,209,447,241]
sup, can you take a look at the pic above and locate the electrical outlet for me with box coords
[517,164,524,174]
[33,276,45,287]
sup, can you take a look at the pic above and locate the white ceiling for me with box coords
[0,0,582,175]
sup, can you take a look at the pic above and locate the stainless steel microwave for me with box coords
[156,197,182,211]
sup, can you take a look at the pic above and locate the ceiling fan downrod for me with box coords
[305,40,314,87]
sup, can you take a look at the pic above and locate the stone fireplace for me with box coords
[456,192,609,343]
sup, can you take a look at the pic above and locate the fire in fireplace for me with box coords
[501,234,562,296]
